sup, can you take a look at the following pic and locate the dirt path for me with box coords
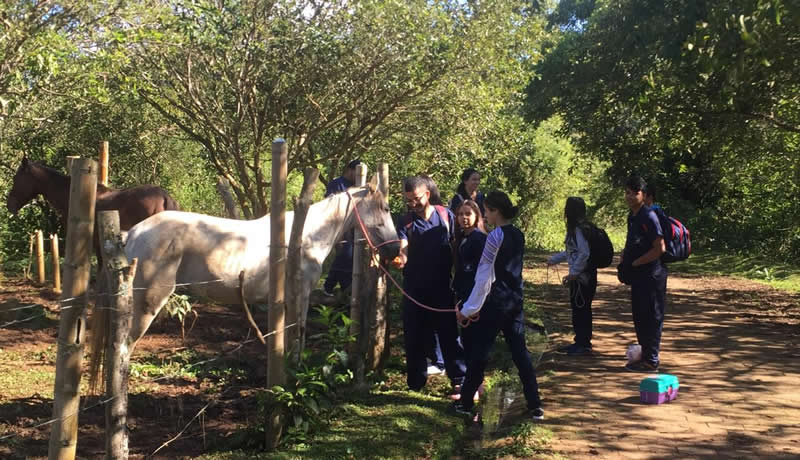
[531,263,800,459]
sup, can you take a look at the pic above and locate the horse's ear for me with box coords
[367,175,378,193]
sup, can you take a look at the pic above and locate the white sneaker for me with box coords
[426,364,445,376]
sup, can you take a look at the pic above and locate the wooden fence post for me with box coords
[98,210,135,460]
[350,164,367,384]
[365,163,390,371]
[65,156,80,173]
[36,229,45,285]
[266,138,287,450]
[48,158,97,460]
[99,141,109,186]
[287,167,319,360]
[216,177,240,219]
[51,234,61,295]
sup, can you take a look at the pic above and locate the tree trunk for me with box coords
[98,211,136,460]
[216,177,240,219]
[287,168,319,359]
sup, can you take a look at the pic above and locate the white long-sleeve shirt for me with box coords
[460,227,504,318]
[548,228,590,277]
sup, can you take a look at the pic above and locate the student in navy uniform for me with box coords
[643,183,661,211]
[420,175,448,376]
[322,160,362,298]
[621,175,667,372]
[547,197,597,356]
[449,168,485,216]
[450,199,487,402]
[454,191,543,420]
[396,175,466,391]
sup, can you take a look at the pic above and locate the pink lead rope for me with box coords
[347,191,479,327]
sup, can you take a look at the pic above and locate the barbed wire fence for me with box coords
[0,321,297,447]
[0,275,298,453]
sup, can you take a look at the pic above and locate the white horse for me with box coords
[88,182,399,383]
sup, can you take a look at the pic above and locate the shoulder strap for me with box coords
[404,211,414,229]
[434,205,450,233]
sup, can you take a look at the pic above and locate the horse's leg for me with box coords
[127,256,182,355]
[299,262,323,353]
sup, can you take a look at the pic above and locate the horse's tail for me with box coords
[87,277,111,394]
[164,191,180,212]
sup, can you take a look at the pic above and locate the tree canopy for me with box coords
[526,0,800,258]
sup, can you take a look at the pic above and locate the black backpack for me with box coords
[581,223,614,269]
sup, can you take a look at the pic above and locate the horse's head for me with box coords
[7,157,37,214]
[352,180,401,261]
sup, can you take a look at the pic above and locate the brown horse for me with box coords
[6,157,179,232]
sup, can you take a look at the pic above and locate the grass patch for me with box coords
[196,387,466,460]
[0,364,54,399]
[670,249,800,292]
[128,349,253,394]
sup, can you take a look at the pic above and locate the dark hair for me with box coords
[456,168,479,197]
[564,196,587,239]
[421,174,443,205]
[452,199,486,271]
[346,159,362,170]
[403,175,442,205]
[456,199,487,234]
[643,182,657,200]
[484,191,518,219]
[403,175,427,192]
[625,175,647,192]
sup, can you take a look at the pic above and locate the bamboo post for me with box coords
[350,164,367,384]
[216,177,240,219]
[266,138,287,450]
[36,229,45,285]
[287,167,319,360]
[48,158,97,460]
[51,234,61,295]
[365,163,390,370]
[98,211,135,460]
[99,141,109,186]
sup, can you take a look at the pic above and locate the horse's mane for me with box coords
[27,159,118,193]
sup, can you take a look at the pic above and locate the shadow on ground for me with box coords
[524,254,800,458]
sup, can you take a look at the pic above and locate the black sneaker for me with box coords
[555,344,574,354]
[529,407,545,421]
[567,345,593,356]
[625,360,658,372]
[451,401,473,417]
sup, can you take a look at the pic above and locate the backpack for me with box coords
[652,207,691,263]
[581,223,614,269]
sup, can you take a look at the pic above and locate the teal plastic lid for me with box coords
[639,374,679,393]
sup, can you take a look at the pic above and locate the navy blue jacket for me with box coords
[453,230,487,303]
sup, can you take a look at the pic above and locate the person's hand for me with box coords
[456,309,467,323]
[391,253,407,269]
[562,274,576,285]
